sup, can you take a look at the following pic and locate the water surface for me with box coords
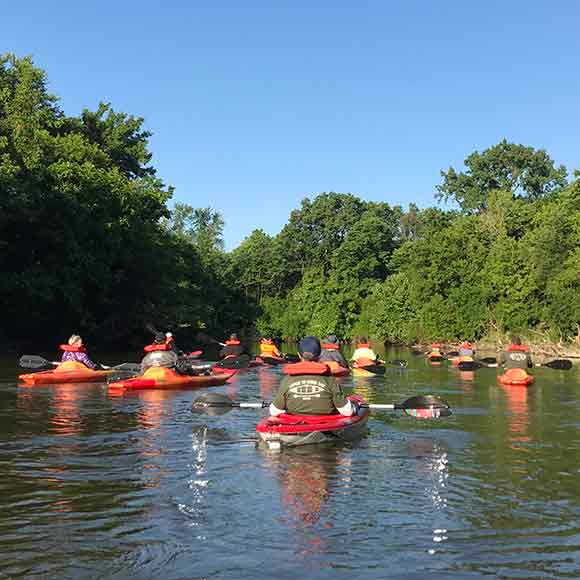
[1,350,579,579]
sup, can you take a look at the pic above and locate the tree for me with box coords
[437,140,567,212]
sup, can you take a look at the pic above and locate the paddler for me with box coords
[319,335,349,369]
[268,336,356,417]
[219,333,247,359]
[499,335,533,370]
[59,335,99,369]
[141,332,178,372]
[458,340,475,357]
[351,336,379,366]
[259,337,282,358]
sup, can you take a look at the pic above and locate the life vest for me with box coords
[59,344,86,352]
[460,341,473,349]
[260,343,280,356]
[144,343,171,352]
[282,361,330,376]
[225,339,241,345]
[353,357,375,367]
[321,343,340,351]
[261,338,274,345]
[356,343,370,349]
[431,343,441,348]
[506,344,529,352]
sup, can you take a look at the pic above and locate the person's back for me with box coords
[219,333,246,358]
[319,335,348,368]
[458,341,474,357]
[269,336,355,417]
[351,337,377,365]
[141,333,178,372]
[259,338,281,358]
[60,335,98,369]
[500,336,533,370]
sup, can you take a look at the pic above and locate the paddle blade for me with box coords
[458,361,479,371]
[397,395,452,419]
[112,362,141,373]
[192,393,237,416]
[214,354,250,369]
[19,355,53,369]
[478,357,498,365]
[544,359,573,370]
[384,359,408,368]
[284,354,300,363]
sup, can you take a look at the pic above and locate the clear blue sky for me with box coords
[3,0,579,248]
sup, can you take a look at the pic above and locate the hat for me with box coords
[325,335,338,344]
[299,336,321,360]
[154,332,165,344]
[230,333,238,341]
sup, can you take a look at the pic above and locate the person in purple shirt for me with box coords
[59,335,99,369]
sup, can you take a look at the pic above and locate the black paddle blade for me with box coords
[19,355,52,369]
[384,359,408,368]
[458,361,479,371]
[284,354,300,363]
[261,356,285,366]
[478,357,498,365]
[214,354,250,369]
[544,359,573,370]
[397,395,452,419]
[192,393,236,416]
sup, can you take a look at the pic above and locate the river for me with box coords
[1,348,579,579]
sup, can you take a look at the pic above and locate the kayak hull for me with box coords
[497,368,535,386]
[256,396,369,449]
[109,367,231,390]
[19,361,113,385]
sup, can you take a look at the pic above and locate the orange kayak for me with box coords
[326,361,350,377]
[497,368,535,386]
[19,361,113,385]
[108,366,232,391]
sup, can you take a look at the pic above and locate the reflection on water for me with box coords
[0,351,579,579]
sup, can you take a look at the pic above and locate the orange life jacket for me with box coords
[321,343,339,350]
[282,361,330,376]
[144,343,171,352]
[506,344,529,352]
[356,343,370,349]
[225,339,241,345]
[59,344,86,352]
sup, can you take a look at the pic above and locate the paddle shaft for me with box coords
[224,402,436,411]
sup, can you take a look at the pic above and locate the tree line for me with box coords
[2,54,579,349]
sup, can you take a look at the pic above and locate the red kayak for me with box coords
[108,366,232,391]
[256,395,369,449]
[19,361,114,385]
[497,368,535,386]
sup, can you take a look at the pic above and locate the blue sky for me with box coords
[3,1,579,248]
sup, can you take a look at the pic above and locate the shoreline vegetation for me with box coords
[2,54,579,352]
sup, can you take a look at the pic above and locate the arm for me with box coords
[79,352,98,370]
[331,379,355,416]
[269,378,288,415]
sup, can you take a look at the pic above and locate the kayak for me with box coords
[19,361,113,385]
[108,366,231,391]
[256,395,369,449]
[497,368,535,386]
[325,361,350,377]
[352,360,385,376]
[427,352,444,364]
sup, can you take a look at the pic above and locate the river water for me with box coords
[1,349,579,579]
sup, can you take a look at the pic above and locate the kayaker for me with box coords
[259,337,282,358]
[500,335,533,370]
[59,335,99,369]
[351,337,378,366]
[458,341,475,357]
[219,333,247,359]
[141,332,178,372]
[268,336,356,417]
[319,335,349,368]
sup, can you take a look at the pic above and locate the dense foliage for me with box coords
[2,55,579,348]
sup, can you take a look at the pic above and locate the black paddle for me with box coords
[19,355,140,373]
[261,356,286,366]
[473,356,572,371]
[380,359,408,368]
[283,353,300,363]
[192,393,451,419]
[213,354,251,370]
